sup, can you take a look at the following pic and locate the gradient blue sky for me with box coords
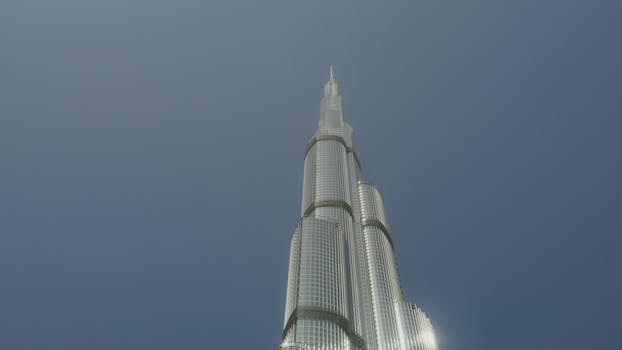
[1,1,621,349]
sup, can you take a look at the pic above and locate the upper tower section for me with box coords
[320,66,344,129]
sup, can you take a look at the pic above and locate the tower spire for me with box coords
[321,66,343,128]
[323,66,339,97]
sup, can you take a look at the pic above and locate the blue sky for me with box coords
[1,1,621,349]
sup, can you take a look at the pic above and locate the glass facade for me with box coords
[279,71,438,350]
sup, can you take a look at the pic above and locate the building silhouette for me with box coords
[278,68,438,350]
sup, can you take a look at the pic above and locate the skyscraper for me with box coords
[277,68,438,350]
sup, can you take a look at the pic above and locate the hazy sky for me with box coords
[1,1,621,349]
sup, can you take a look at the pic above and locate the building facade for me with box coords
[278,69,437,350]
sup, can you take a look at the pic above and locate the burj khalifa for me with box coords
[278,68,438,350]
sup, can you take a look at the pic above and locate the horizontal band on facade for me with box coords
[282,306,365,349]
[304,134,362,169]
[303,199,354,219]
[357,180,376,187]
[362,219,394,248]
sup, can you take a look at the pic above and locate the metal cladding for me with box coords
[279,70,438,350]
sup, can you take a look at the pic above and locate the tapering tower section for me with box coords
[279,69,438,350]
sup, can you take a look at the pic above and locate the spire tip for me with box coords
[329,65,334,81]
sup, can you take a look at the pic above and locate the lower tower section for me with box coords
[281,217,364,350]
